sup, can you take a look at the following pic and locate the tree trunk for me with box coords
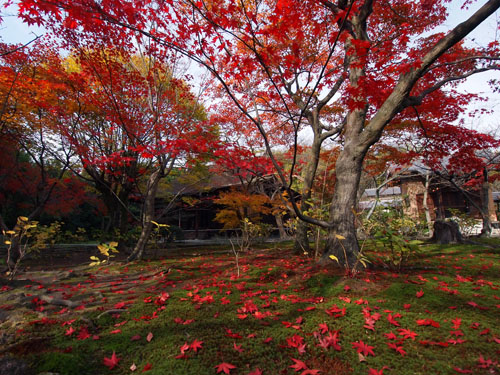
[127,170,162,261]
[274,214,288,240]
[423,173,433,237]
[294,222,311,254]
[322,151,364,269]
[431,220,463,244]
[293,135,322,254]
[480,170,492,237]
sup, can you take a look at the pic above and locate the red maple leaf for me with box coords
[301,370,320,375]
[453,367,473,374]
[103,351,120,370]
[383,332,397,340]
[318,323,329,334]
[233,342,243,353]
[290,358,308,372]
[387,342,406,356]
[416,290,424,298]
[77,326,91,340]
[215,362,236,374]
[351,340,375,356]
[397,328,418,340]
[190,339,203,352]
[141,363,152,372]
[248,369,263,375]
[451,318,462,329]
[386,314,400,327]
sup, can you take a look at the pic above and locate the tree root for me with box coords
[96,309,128,319]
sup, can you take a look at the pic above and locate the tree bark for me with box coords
[293,135,322,254]
[423,173,433,237]
[322,149,364,268]
[431,220,463,244]
[127,169,162,261]
[294,222,311,254]
[480,180,492,237]
[274,214,288,240]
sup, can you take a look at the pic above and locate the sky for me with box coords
[1,1,499,135]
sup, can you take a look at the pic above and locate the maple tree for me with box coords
[12,0,500,269]
[0,41,77,223]
[55,46,218,260]
[0,40,98,267]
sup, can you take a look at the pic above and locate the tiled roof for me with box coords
[362,186,401,197]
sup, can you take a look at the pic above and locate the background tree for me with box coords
[55,46,218,259]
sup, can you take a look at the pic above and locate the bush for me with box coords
[362,207,421,271]
[447,208,480,237]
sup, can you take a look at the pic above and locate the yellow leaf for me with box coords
[4,240,12,245]
[151,220,159,227]
[6,230,15,235]
[108,241,118,248]
[329,255,339,263]
[19,216,29,221]
[335,234,345,240]
[90,256,99,261]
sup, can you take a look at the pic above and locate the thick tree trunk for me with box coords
[322,151,364,269]
[431,220,463,244]
[127,170,162,262]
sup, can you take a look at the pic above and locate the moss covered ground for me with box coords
[0,239,499,375]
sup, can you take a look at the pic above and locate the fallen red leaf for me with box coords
[215,362,236,374]
[103,351,120,370]
[368,368,386,375]
[290,358,308,372]
[190,339,203,352]
[248,368,263,375]
[352,340,375,356]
